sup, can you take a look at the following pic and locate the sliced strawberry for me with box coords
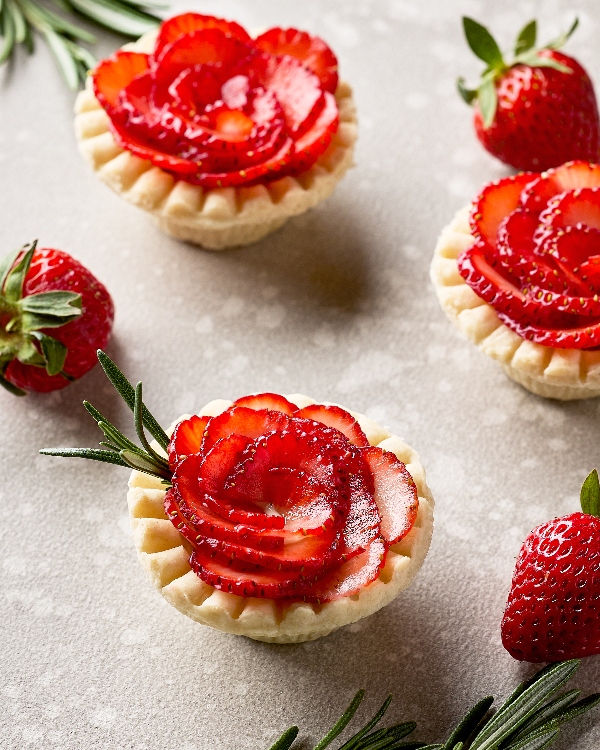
[362,447,418,545]
[496,208,538,259]
[287,91,339,173]
[520,161,600,213]
[198,433,252,494]
[201,406,291,453]
[306,538,387,602]
[470,173,536,249]
[154,13,252,60]
[168,414,209,468]
[93,51,149,114]
[295,404,368,447]
[538,188,600,233]
[254,53,325,136]
[254,27,339,93]
[458,242,527,314]
[233,393,297,415]
[498,312,600,349]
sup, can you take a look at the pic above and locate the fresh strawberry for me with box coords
[520,160,600,212]
[201,406,291,452]
[168,415,209,468]
[502,470,600,662]
[233,392,297,414]
[470,174,534,250]
[0,242,113,396]
[93,51,150,117]
[307,538,387,601]
[458,18,600,171]
[286,92,339,173]
[539,187,600,233]
[153,12,252,61]
[254,27,339,94]
[295,404,369,447]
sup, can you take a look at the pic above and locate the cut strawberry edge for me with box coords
[497,312,600,349]
[470,173,537,250]
[287,91,338,173]
[233,393,298,415]
[539,187,600,234]
[155,28,256,79]
[520,161,600,213]
[168,414,210,468]
[109,119,200,175]
[362,447,418,545]
[294,404,369,447]
[254,27,339,94]
[458,242,527,311]
[93,51,150,112]
[201,406,291,453]
[153,13,252,60]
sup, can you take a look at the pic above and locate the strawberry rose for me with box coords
[92,14,340,189]
[458,161,600,349]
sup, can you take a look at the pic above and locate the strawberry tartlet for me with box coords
[128,394,434,642]
[431,162,600,399]
[74,14,357,250]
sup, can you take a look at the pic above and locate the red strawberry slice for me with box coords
[496,208,538,259]
[520,161,600,212]
[93,51,149,114]
[233,393,297,415]
[287,91,339,173]
[458,242,527,313]
[539,188,600,233]
[254,27,339,94]
[295,404,368,447]
[254,52,325,137]
[154,13,252,60]
[362,447,418,545]
[306,537,387,602]
[201,406,291,453]
[470,173,536,249]
[497,313,600,349]
[198,433,252,494]
[168,415,209,468]
[189,547,321,598]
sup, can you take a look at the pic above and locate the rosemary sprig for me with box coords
[268,660,599,750]
[40,349,172,483]
[0,0,169,89]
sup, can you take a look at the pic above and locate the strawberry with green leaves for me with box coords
[0,242,114,395]
[502,469,600,663]
[458,17,600,171]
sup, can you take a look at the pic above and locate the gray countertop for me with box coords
[1,0,600,748]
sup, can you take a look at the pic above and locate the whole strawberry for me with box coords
[0,242,114,395]
[502,469,600,662]
[458,18,600,171]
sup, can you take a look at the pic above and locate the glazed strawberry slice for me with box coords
[168,415,209,468]
[233,393,298,415]
[539,187,600,233]
[93,51,149,115]
[201,406,291,453]
[470,173,536,249]
[254,53,326,137]
[363,447,419,545]
[254,27,339,93]
[520,161,600,212]
[287,92,339,173]
[458,242,528,314]
[153,13,252,60]
[295,404,369,447]
[306,537,387,602]
[498,313,600,349]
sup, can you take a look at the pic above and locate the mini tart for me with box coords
[127,395,434,643]
[431,207,600,400]
[74,31,357,251]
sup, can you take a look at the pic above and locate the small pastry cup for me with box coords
[74,34,357,251]
[431,207,600,400]
[127,395,434,643]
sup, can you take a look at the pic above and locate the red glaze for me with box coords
[3,248,114,393]
[165,395,418,602]
[458,163,600,348]
[91,14,340,188]
[502,512,600,662]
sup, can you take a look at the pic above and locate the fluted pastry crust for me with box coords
[127,395,434,643]
[431,207,600,400]
[74,33,357,250]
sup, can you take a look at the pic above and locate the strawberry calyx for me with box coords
[0,242,82,397]
[458,17,578,128]
[580,468,600,518]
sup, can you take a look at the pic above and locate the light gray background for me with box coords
[1,0,600,748]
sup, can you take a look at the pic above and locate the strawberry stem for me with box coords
[580,468,600,517]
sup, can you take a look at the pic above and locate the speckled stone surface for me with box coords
[1,0,600,748]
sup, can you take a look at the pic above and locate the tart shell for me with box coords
[74,33,358,251]
[127,395,434,643]
[430,207,600,401]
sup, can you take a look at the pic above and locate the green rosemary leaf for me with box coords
[0,2,16,64]
[7,0,26,43]
[68,0,159,36]
[314,691,365,750]
[507,690,580,743]
[19,0,96,43]
[267,726,299,750]
[118,0,168,8]
[338,695,393,750]
[43,26,79,88]
[97,350,169,451]
[530,693,600,736]
[443,696,494,748]
[97,420,145,455]
[355,722,417,750]
[39,447,130,467]
[120,448,171,480]
[134,381,169,468]
[502,727,559,750]
[469,661,579,750]
[98,441,120,451]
